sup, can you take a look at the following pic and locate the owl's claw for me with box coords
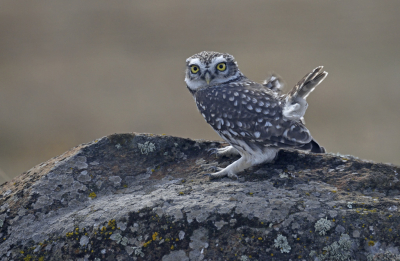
[205,170,238,180]
[207,146,240,158]
[205,166,223,172]
[207,148,218,156]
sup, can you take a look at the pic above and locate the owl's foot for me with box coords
[204,171,238,180]
[204,165,223,172]
[208,146,240,158]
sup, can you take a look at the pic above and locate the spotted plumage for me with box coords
[185,51,327,179]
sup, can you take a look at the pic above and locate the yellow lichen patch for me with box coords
[332,190,337,193]
[258,237,262,240]
[152,232,159,241]
[23,255,32,261]
[368,240,375,246]
[143,240,152,247]
[179,192,184,195]
[38,257,44,261]
[123,184,128,188]
[66,232,74,237]
[108,219,116,228]
[171,245,174,250]
[89,192,97,199]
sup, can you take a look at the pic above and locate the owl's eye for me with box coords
[190,65,200,74]
[216,62,226,71]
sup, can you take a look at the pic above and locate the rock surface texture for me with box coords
[0,133,399,261]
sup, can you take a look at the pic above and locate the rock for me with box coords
[0,133,399,260]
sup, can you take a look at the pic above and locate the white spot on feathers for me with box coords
[234,92,239,96]
[229,129,238,135]
[254,132,261,138]
[265,122,272,127]
[237,121,243,127]
[247,105,253,110]
[229,96,234,101]
[255,107,262,112]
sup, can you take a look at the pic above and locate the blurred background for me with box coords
[1,0,399,184]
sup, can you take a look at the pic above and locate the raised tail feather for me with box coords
[287,66,328,101]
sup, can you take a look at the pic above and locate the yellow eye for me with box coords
[190,65,200,74]
[216,62,226,71]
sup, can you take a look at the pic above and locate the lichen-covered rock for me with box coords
[0,133,399,260]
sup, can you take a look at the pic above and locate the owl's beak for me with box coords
[205,72,211,85]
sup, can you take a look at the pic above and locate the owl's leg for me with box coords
[209,146,240,157]
[207,148,278,180]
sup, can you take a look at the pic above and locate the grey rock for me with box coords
[0,133,399,260]
[162,250,189,261]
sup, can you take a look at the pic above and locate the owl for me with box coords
[185,51,327,179]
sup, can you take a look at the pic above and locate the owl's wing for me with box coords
[262,73,285,94]
[195,82,314,149]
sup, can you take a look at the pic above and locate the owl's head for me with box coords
[185,51,243,91]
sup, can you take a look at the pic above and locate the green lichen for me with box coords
[367,251,400,261]
[138,141,156,155]
[318,234,353,261]
[315,217,332,235]
[273,234,291,253]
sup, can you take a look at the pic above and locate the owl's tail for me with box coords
[300,139,326,153]
[282,66,328,122]
[286,66,328,100]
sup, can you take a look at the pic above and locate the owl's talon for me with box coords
[204,166,222,172]
[227,173,238,180]
[208,173,227,180]
[207,148,218,156]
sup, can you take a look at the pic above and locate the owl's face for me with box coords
[185,51,242,91]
